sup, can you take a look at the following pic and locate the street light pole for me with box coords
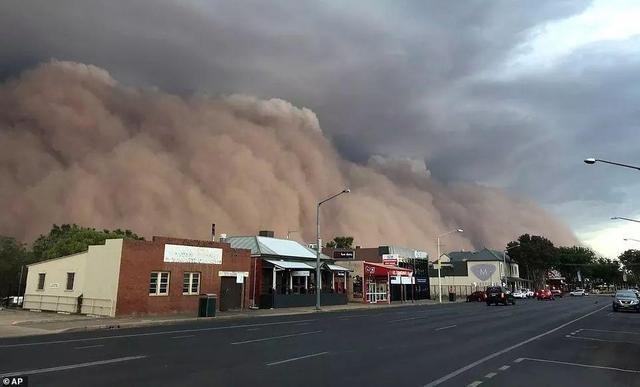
[436,229,463,303]
[624,238,640,243]
[316,189,350,311]
[584,158,640,171]
[612,217,640,224]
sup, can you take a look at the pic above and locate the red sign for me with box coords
[364,262,412,277]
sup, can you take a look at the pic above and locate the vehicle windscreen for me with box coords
[616,291,637,298]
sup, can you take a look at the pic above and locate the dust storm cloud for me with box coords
[0,61,577,254]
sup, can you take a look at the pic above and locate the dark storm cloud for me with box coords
[3,0,629,237]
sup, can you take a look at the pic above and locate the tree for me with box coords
[32,224,144,261]
[0,236,30,299]
[618,249,640,281]
[325,236,354,249]
[554,246,596,284]
[587,258,622,286]
[507,234,556,288]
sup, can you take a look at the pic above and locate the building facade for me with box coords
[324,245,430,301]
[23,236,251,317]
[428,248,529,299]
[227,233,350,309]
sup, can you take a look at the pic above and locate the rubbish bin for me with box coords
[448,292,456,302]
[198,294,217,317]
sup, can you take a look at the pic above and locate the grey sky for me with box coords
[1,0,639,256]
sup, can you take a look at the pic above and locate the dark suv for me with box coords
[486,286,516,306]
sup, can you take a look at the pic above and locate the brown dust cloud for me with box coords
[0,61,577,255]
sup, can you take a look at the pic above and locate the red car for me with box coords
[537,289,555,300]
[467,291,487,302]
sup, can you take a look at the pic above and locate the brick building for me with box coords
[23,236,251,317]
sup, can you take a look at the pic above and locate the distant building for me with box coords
[23,237,252,317]
[324,245,431,301]
[429,248,530,298]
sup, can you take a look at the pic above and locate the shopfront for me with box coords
[363,262,413,304]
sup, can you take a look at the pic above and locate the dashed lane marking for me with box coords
[580,328,640,335]
[266,351,328,366]
[498,365,510,371]
[435,325,457,331]
[422,305,609,386]
[467,381,482,387]
[0,355,147,377]
[484,372,497,379]
[514,358,525,363]
[230,331,322,345]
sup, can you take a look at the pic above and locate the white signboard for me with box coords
[291,270,310,277]
[164,244,222,264]
[236,273,244,284]
[414,251,428,259]
[218,271,249,277]
[382,254,399,265]
[401,276,414,285]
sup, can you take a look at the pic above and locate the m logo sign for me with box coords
[471,263,496,281]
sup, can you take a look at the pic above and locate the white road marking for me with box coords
[73,344,104,350]
[566,336,639,345]
[467,381,483,387]
[498,365,510,371]
[422,304,608,387]
[581,328,640,335]
[484,372,497,379]
[0,355,147,376]
[565,335,571,338]
[171,335,195,339]
[435,325,457,331]
[519,357,640,373]
[246,328,261,331]
[0,319,317,348]
[230,331,322,345]
[266,351,328,366]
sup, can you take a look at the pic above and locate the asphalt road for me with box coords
[0,296,637,387]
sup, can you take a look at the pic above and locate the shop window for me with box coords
[149,272,170,296]
[183,272,200,295]
[66,273,75,290]
[37,273,46,290]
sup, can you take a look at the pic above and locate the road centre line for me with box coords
[435,325,457,331]
[423,304,609,387]
[0,319,317,349]
[266,351,328,366]
[230,331,322,345]
[171,335,195,339]
[0,355,147,377]
[518,357,640,373]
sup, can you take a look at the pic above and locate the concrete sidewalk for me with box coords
[0,298,455,338]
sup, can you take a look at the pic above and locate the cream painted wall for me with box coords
[23,239,123,316]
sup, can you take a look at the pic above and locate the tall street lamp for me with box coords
[624,238,640,243]
[503,243,520,289]
[584,158,640,171]
[436,229,463,303]
[316,188,350,310]
[612,216,640,224]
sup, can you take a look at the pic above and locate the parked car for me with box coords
[550,289,563,298]
[467,291,487,302]
[525,289,535,298]
[570,289,587,296]
[486,286,516,305]
[612,290,640,312]
[537,289,554,300]
[512,289,527,299]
